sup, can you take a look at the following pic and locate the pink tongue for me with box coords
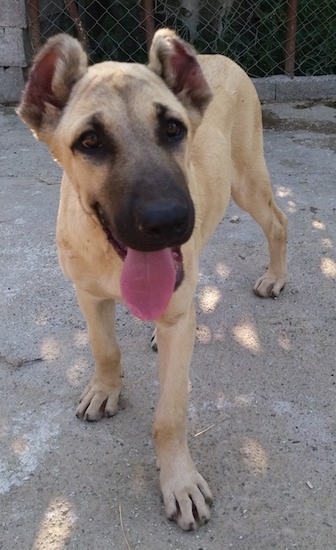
[120,247,176,321]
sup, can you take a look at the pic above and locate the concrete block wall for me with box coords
[253,75,336,102]
[0,0,27,103]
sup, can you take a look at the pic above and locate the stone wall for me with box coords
[0,0,27,103]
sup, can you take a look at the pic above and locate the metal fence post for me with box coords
[284,0,298,78]
[142,0,155,55]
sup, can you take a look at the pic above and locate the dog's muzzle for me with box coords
[93,197,194,320]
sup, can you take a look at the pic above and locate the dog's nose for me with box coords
[137,201,191,241]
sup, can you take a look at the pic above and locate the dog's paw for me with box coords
[76,378,122,421]
[160,464,213,530]
[253,269,286,298]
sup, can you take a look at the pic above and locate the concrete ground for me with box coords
[0,100,335,550]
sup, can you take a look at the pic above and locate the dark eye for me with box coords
[165,119,186,141]
[80,131,102,150]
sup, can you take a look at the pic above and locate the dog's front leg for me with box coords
[153,302,213,530]
[75,288,123,421]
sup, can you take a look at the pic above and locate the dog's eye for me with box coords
[164,119,186,142]
[72,122,114,160]
[80,131,102,150]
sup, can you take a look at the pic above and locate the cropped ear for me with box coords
[148,28,213,120]
[17,34,88,140]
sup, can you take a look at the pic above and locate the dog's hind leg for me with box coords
[75,288,123,421]
[231,163,288,298]
[150,328,158,352]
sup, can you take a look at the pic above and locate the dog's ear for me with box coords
[17,34,88,141]
[148,29,213,119]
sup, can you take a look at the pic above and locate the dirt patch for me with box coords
[262,108,336,134]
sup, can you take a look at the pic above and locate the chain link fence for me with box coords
[25,0,336,78]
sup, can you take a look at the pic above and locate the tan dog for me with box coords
[18,28,287,530]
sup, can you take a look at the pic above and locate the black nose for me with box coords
[137,201,191,241]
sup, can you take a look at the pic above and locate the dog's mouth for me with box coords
[94,204,184,321]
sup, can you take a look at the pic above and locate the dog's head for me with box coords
[18,29,213,319]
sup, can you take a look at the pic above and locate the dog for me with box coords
[17,28,287,530]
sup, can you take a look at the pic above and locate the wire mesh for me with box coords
[25,0,336,77]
